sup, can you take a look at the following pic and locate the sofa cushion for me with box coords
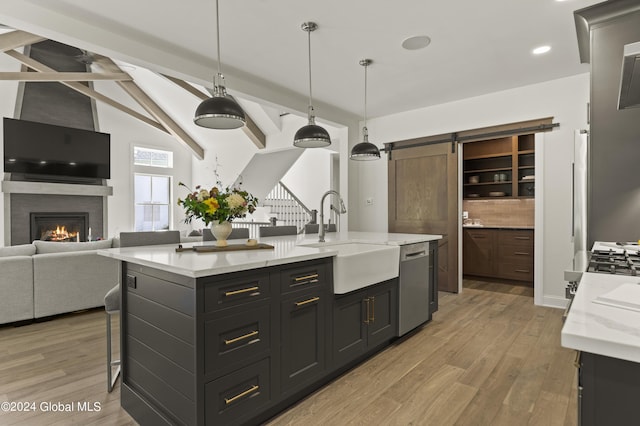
[34,239,113,254]
[0,244,36,257]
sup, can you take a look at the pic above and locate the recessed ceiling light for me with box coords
[533,45,551,55]
[402,35,431,50]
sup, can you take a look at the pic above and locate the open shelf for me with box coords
[463,134,535,199]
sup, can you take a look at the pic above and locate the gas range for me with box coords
[563,242,640,320]
[588,248,640,276]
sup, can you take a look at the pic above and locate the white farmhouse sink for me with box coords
[301,242,400,294]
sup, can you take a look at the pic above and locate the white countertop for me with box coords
[561,272,640,363]
[97,231,442,278]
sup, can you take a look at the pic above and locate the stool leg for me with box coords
[106,311,121,392]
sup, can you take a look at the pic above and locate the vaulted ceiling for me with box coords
[0,0,601,126]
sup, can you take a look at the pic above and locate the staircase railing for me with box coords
[262,181,315,233]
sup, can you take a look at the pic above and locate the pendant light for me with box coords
[194,0,246,129]
[350,59,381,160]
[294,22,331,148]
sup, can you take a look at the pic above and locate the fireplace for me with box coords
[30,212,89,242]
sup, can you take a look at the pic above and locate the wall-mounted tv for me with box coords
[3,117,110,179]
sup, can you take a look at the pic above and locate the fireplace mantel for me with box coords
[1,180,113,197]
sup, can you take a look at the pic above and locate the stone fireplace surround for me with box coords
[2,176,112,246]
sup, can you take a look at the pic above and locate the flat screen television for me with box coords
[3,117,110,179]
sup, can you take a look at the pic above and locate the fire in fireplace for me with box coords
[30,212,89,242]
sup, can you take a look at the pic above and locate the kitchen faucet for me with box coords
[319,190,346,242]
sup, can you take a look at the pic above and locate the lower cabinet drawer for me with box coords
[205,358,271,426]
[497,262,534,282]
[204,305,271,377]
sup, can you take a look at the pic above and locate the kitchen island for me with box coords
[561,266,640,425]
[99,231,441,426]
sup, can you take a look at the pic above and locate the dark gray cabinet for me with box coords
[332,279,398,367]
[279,259,330,397]
[120,257,403,426]
[579,351,640,426]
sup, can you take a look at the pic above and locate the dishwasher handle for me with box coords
[400,242,429,261]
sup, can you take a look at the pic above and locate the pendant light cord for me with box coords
[215,0,223,91]
[307,26,313,116]
[363,62,368,126]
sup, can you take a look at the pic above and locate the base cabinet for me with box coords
[280,289,327,396]
[463,228,534,283]
[121,259,404,426]
[332,279,398,367]
[579,351,640,426]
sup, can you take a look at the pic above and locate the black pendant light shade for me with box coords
[350,59,381,161]
[294,117,331,148]
[193,0,246,130]
[350,128,381,160]
[294,22,331,148]
[194,93,246,129]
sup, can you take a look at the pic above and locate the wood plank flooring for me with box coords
[0,279,576,425]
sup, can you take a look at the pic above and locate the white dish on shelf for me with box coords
[521,175,535,180]
[489,191,506,197]
[467,193,480,198]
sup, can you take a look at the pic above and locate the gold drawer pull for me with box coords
[225,286,259,297]
[370,296,375,322]
[224,330,258,345]
[295,296,320,307]
[364,298,370,324]
[294,273,319,282]
[515,269,530,273]
[224,385,259,405]
[514,236,531,240]
[514,252,530,256]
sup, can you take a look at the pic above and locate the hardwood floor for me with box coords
[0,279,576,425]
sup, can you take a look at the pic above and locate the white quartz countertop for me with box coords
[561,272,640,363]
[97,231,442,278]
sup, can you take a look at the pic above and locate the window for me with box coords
[134,174,171,231]
[133,146,173,168]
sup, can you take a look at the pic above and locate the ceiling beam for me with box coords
[0,71,132,81]
[0,30,45,52]
[95,56,205,159]
[162,74,266,149]
[4,49,167,134]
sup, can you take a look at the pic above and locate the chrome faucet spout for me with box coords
[319,190,346,242]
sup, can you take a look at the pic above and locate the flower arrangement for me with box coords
[177,182,258,225]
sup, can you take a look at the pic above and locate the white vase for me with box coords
[211,221,232,247]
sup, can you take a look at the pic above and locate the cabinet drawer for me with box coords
[280,259,328,294]
[497,262,534,282]
[497,244,533,261]
[204,271,271,313]
[465,229,494,241]
[498,230,534,245]
[205,358,271,426]
[204,305,271,378]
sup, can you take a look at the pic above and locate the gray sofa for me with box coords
[0,239,118,325]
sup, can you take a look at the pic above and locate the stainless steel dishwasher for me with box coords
[398,242,430,336]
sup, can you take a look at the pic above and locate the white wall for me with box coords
[91,80,194,238]
[281,148,332,212]
[349,73,590,307]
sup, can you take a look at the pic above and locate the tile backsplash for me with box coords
[463,198,534,227]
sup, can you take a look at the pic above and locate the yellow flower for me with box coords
[203,197,219,214]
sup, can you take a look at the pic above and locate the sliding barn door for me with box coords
[388,141,458,293]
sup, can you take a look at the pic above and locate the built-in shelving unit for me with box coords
[463,134,535,199]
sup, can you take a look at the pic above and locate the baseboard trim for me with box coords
[542,295,569,309]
